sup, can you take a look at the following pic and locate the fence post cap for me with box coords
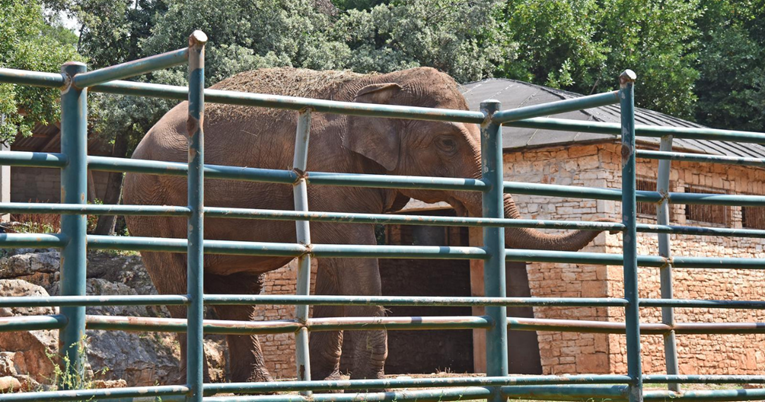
[189,30,208,47]
[620,70,637,85]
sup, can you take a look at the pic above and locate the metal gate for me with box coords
[1,31,765,402]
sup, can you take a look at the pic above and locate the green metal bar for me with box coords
[88,154,489,191]
[620,70,642,402]
[204,375,633,395]
[203,295,628,307]
[501,385,630,401]
[0,295,189,308]
[0,314,68,332]
[639,298,765,309]
[89,155,297,182]
[84,234,765,267]
[0,67,66,88]
[92,152,765,207]
[186,30,207,402]
[90,80,487,123]
[492,91,619,123]
[644,389,765,401]
[204,387,493,402]
[638,224,765,238]
[292,108,312,391]
[86,235,489,259]
[0,233,67,248]
[6,294,765,310]
[638,150,765,167]
[204,295,765,309]
[0,385,190,402]
[0,202,191,216]
[306,171,489,192]
[73,48,188,88]
[505,117,765,144]
[657,135,679,393]
[0,151,67,168]
[505,181,765,207]
[480,100,508,402]
[644,375,765,384]
[205,206,621,230]
[11,199,765,239]
[83,315,492,334]
[204,206,765,238]
[59,61,88,387]
[506,317,765,335]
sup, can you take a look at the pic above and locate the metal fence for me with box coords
[1,31,764,402]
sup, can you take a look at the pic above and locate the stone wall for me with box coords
[506,142,765,376]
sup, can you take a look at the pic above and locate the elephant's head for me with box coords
[343,67,609,251]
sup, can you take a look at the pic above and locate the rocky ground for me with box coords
[0,248,227,392]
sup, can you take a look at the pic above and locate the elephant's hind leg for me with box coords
[206,272,274,384]
[140,251,211,384]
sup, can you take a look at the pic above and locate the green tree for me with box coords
[334,0,508,82]
[499,0,606,89]
[594,0,701,119]
[0,0,83,143]
[499,0,701,118]
[695,0,765,131]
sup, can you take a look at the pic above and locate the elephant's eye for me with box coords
[436,136,458,154]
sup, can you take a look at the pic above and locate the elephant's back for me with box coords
[205,67,367,123]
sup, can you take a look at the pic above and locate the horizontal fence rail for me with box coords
[2,33,765,402]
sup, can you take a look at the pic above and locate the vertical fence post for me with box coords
[657,135,680,392]
[480,100,508,402]
[186,30,207,402]
[293,108,313,394]
[59,61,88,385]
[619,70,643,402]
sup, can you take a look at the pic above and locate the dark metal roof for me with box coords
[460,78,765,158]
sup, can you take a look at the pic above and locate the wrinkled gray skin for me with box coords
[123,67,609,384]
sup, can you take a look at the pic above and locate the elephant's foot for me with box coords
[247,368,274,384]
[320,370,345,393]
[346,371,387,393]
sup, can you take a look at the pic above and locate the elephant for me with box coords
[123,67,610,384]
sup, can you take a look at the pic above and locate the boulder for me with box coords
[0,250,60,291]
[0,280,58,384]
[0,250,229,387]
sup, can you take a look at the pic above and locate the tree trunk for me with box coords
[93,131,129,235]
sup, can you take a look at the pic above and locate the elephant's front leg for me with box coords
[336,257,388,381]
[309,258,344,382]
[310,256,388,382]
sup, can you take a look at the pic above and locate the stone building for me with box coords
[252,78,765,379]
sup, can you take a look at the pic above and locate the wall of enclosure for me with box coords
[508,142,765,375]
[10,167,111,203]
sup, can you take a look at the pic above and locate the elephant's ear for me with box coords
[343,83,403,171]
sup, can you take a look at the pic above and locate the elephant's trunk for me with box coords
[456,192,606,251]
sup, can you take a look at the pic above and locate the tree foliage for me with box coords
[16,0,765,150]
[0,0,83,143]
[335,0,507,82]
[500,0,701,119]
[695,0,765,131]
